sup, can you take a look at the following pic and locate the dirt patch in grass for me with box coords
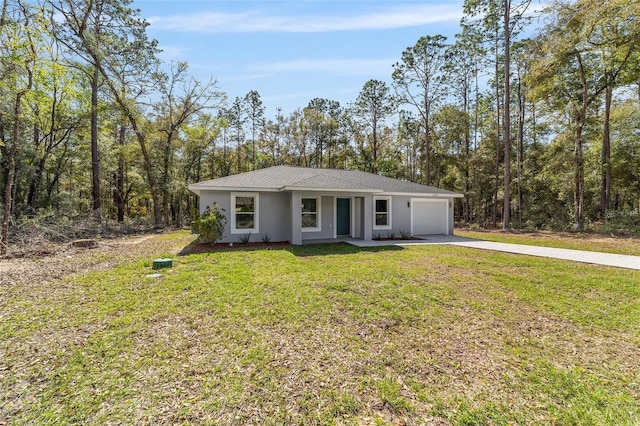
[0,233,187,288]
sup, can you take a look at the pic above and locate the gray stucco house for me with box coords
[188,165,463,245]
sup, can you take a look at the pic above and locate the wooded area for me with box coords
[1,0,639,254]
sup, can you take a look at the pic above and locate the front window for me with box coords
[374,196,392,229]
[231,193,259,233]
[301,197,321,232]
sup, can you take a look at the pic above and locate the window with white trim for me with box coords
[301,197,321,232]
[373,196,392,229]
[231,193,259,233]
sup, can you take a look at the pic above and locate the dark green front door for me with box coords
[337,198,351,236]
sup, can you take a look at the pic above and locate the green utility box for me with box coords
[152,258,173,269]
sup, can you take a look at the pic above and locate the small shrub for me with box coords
[239,232,252,244]
[399,229,411,239]
[373,233,381,240]
[599,211,640,235]
[191,204,227,244]
[467,223,482,232]
[387,231,395,240]
[262,233,271,244]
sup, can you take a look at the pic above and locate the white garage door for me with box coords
[411,199,448,235]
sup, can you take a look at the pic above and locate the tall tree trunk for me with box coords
[114,123,126,222]
[372,115,378,174]
[252,126,256,171]
[27,156,47,213]
[108,84,161,225]
[503,0,511,230]
[575,53,588,231]
[1,93,24,255]
[492,35,501,228]
[162,129,174,226]
[133,122,161,226]
[27,120,41,214]
[574,119,585,231]
[424,104,431,185]
[472,63,480,224]
[516,76,525,228]
[236,129,242,173]
[600,84,612,219]
[464,87,471,223]
[90,66,102,221]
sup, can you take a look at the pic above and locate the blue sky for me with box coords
[132,1,469,117]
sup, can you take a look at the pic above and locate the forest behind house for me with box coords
[1,0,639,253]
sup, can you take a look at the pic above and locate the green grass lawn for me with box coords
[2,231,639,425]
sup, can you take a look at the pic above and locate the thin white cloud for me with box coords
[147,4,463,33]
[250,58,394,76]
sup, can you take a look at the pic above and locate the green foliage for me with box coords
[239,232,252,244]
[599,211,640,235]
[2,0,640,248]
[191,204,227,244]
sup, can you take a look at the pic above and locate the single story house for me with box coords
[188,165,463,245]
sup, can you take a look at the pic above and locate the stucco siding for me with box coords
[198,190,291,243]
[260,192,291,242]
[370,196,418,238]
[197,189,456,245]
[374,195,455,238]
[301,195,337,242]
[390,196,413,237]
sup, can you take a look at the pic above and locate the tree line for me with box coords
[1,0,639,253]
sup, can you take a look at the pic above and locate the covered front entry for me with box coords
[411,199,449,235]
[336,198,351,236]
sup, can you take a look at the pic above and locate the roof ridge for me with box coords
[288,173,381,190]
[280,167,325,188]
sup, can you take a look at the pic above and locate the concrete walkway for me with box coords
[348,235,640,271]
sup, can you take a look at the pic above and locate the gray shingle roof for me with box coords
[188,165,462,196]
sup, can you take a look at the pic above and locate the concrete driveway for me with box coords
[348,235,640,271]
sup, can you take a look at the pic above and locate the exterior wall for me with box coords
[388,195,413,238]
[375,195,455,238]
[261,192,292,241]
[197,190,457,245]
[199,190,291,243]
[368,195,414,238]
[448,198,455,234]
[353,197,364,239]
[301,195,337,242]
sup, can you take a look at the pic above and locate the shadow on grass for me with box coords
[178,239,404,257]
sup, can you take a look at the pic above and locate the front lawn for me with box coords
[1,231,639,425]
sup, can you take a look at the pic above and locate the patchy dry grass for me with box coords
[1,231,639,425]
[456,229,640,256]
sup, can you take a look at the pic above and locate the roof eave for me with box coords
[187,185,281,193]
[383,191,465,198]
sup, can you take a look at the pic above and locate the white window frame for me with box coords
[230,192,259,234]
[301,196,321,232]
[373,196,392,230]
